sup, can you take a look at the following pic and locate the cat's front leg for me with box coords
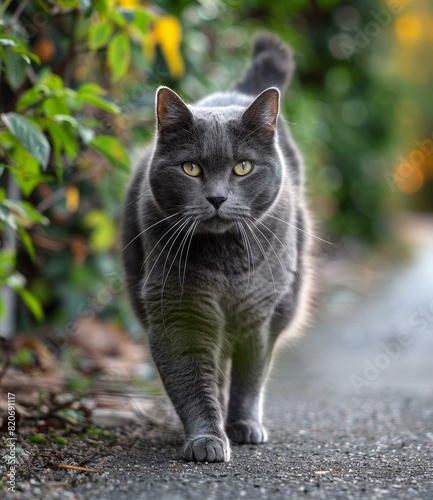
[147,302,230,462]
[217,356,231,419]
[226,330,272,445]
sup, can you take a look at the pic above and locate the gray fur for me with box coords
[121,34,312,462]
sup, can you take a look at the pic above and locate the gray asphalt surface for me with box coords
[75,245,433,499]
[67,392,433,500]
[8,245,433,499]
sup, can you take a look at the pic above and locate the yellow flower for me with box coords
[117,0,139,8]
[143,15,184,79]
[66,186,80,213]
[395,14,423,44]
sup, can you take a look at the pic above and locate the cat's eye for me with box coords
[233,160,253,176]
[182,162,202,177]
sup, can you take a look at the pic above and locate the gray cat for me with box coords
[121,34,313,462]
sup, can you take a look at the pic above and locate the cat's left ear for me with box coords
[241,87,280,135]
[156,86,193,133]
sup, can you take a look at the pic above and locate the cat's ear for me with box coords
[241,87,280,136]
[156,86,193,133]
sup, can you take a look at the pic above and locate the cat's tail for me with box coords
[233,33,294,96]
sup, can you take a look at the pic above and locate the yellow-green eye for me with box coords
[233,160,253,176]
[182,162,202,177]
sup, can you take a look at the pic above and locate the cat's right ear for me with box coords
[156,86,193,133]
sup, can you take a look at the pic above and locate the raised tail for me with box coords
[234,33,294,96]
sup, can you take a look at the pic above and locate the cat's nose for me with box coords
[206,196,228,210]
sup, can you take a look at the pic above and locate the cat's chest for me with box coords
[187,236,283,308]
[189,235,252,282]
[144,226,290,310]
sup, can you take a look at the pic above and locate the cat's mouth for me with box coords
[200,213,237,233]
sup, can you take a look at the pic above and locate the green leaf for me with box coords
[108,11,127,27]
[14,347,33,366]
[2,199,49,226]
[77,93,121,114]
[0,205,17,231]
[0,131,18,150]
[53,114,79,128]
[9,148,43,196]
[39,72,64,91]
[20,201,49,225]
[42,96,70,117]
[5,49,27,89]
[27,434,48,444]
[77,125,94,144]
[77,82,106,95]
[44,120,78,179]
[52,437,69,445]
[1,113,51,170]
[17,85,51,112]
[0,250,16,280]
[118,8,134,23]
[10,47,40,65]
[107,32,130,82]
[89,20,113,50]
[83,209,117,252]
[90,135,130,172]
[17,287,44,321]
[55,408,86,424]
[0,35,20,48]
[18,226,35,260]
[93,0,108,16]
[0,165,20,176]
[133,9,156,34]
[0,35,39,64]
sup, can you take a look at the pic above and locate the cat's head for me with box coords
[149,86,284,234]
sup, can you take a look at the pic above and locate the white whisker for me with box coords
[140,217,188,288]
[180,220,198,292]
[265,213,332,245]
[249,219,295,300]
[250,216,297,277]
[122,212,181,252]
[160,217,193,326]
[161,217,193,292]
[237,221,253,299]
[123,186,152,208]
[244,220,278,302]
[133,203,182,223]
[180,221,199,304]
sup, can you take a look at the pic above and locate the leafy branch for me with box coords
[0,0,159,324]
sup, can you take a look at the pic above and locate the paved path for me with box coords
[11,246,433,499]
[72,245,433,499]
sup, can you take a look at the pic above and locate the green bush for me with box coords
[1,0,413,334]
[0,0,157,328]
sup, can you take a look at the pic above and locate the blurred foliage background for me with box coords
[0,0,432,345]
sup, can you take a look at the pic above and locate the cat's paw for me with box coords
[184,434,231,462]
[226,420,268,444]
